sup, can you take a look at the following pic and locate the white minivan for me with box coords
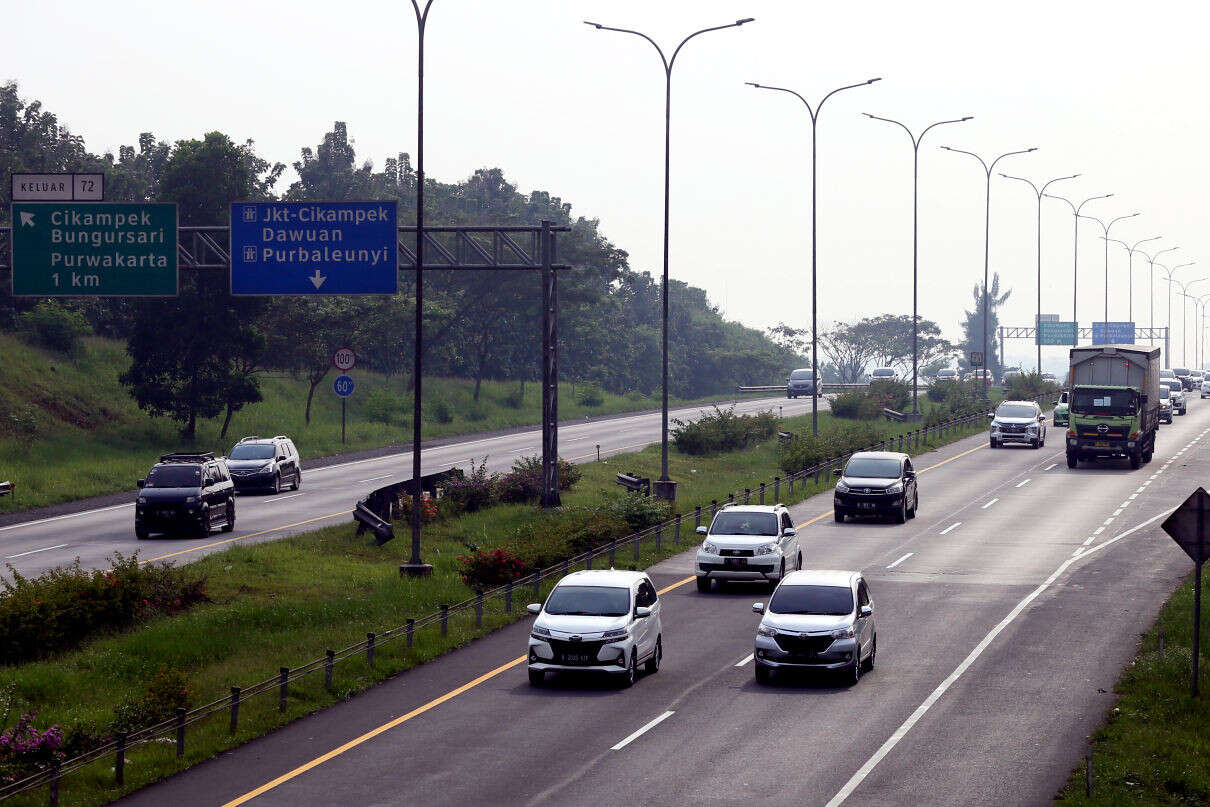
[527,569,662,687]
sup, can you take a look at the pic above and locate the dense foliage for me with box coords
[831,380,912,420]
[0,82,803,435]
[1004,372,1059,401]
[671,406,778,455]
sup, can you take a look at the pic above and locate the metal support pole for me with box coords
[325,650,335,688]
[633,533,641,562]
[540,220,560,507]
[1085,746,1093,796]
[440,607,448,637]
[475,593,483,628]
[675,514,682,543]
[341,398,346,445]
[504,581,513,614]
[695,505,702,527]
[406,619,415,648]
[532,571,540,598]
[773,476,780,500]
[229,687,240,734]
[49,761,61,806]
[115,732,126,786]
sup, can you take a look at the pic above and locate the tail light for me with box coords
[1130,432,1138,439]
[1067,428,1075,436]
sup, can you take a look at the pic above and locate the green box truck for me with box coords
[1065,344,1160,470]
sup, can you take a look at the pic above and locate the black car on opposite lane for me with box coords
[136,453,235,538]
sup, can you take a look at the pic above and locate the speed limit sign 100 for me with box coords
[332,347,356,371]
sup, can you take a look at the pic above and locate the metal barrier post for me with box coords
[49,761,61,806]
[532,571,540,598]
[608,541,616,566]
[675,514,682,544]
[728,493,735,505]
[279,667,289,713]
[406,620,415,649]
[898,435,903,452]
[656,522,663,553]
[695,505,702,527]
[115,732,126,786]
[633,532,641,562]
[562,559,569,578]
[586,550,593,570]
[440,606,449,636]
[475,594,483,629]
[774,476,780,500]
[229,687,240,734]
[759,482,766,504]
[744,488,750,504]
[504,582,513,614]
[325,650,335,688]
[710,500,718,516]
[175,707,185,758]
[366,632,376,666]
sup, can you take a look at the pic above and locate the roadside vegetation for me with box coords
[1056,570,1210,805]
[0,401,992,805]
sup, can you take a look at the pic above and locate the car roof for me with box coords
[847,451,907,461]
[716,504,786,514]
[780,569,859,588]
[556,569,645,588]
[999,400,1038,407]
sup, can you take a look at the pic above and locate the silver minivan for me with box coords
[752,569,875,685]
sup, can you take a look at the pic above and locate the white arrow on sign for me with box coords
[309,270,326,290]
[19,211,35,228]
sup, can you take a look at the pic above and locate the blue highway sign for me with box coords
[1092,321,1135,344]
[230,202,398,295]
[333,375,355,398]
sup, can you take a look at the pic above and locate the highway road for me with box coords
[0,394,819,578]
[117,398,1208,807]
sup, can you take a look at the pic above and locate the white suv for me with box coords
[527,569,662,688]
[695,504,800,592]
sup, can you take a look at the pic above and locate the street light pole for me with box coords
[748,78,881,434]
[1104,236,1162,323]
[1000,172,1079,373]
[586,17,755,495]
[1143,246,1180,343]
[865,112,972,413]
[1195,293,1210,370]
[1160,262,1196,367]
[1043,193,1112,336]
[1177,278,1208,367]
[941,145,1036,398]
[403,0,436,578]
[1079,213,1140,325]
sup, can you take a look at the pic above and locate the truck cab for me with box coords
[1065,345,1159,470]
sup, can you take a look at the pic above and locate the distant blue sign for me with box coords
[230,202,398,295]
[1092,321,1135,344]
[333,375,355,398]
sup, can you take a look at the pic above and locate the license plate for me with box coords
[724,557,747,568]
[159,509,176,517]
[1093,441,1110,448]
[858,502,878,510]
[558,654,592,664]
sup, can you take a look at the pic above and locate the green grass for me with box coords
[0,402,991,806]
[1055,570,1210,805]
[0,333,764,512]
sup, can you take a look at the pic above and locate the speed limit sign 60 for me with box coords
[332,347,356,371]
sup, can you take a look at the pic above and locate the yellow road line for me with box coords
[138,511,351,565]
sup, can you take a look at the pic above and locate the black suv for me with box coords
[226,435,301,493]
[136,453,235,538]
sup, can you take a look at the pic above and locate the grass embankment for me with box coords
[0,402,989,806]
[0,333,760,512]
[1056,570,1210,805]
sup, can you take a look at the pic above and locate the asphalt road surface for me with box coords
[119,399,1207,807]
[0,394,819,578]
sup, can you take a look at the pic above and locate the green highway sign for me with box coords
[1037,321,1078,346]
[10,202,177,296]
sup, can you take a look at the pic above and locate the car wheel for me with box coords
[645,637,662,674]
[907,493,918,519]
[695,576,711,593]
[197,509,210,537]
[621,653,637,688]
[272,473,281,494]
[528,669,545,687]
[893,499,906,524]
[848,654,863,686]
[834,509,845,523]
[136,526,149,540]
[291,470,301,491]
[989,438,998,449]
[221,501,235,533]
[770,560,785,591]
[864,635,877,671]
[755,663,772,685]
[796,551,803,571]
[1030,438,1039,449]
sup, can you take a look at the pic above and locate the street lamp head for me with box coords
[583,20,603,29]
[736,17,755,25]
[960,116,974,121]
[745,81,762,88]
[867,77,883,84]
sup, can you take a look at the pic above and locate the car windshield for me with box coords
[145,465,202,488]
[710,512,779,536]
[1160,370,1174,377]
[843,457,901,478]
[1072,388,1137,415]
[1159,386,1170,399]
[543,585,630,617]
[1164,381,1182,391]
[229,444,275,460]
[769,584,854,616]
[1174,368,1189,375]
[790,369,815,380]
[938,370,955,377]
[996,404,1035,419]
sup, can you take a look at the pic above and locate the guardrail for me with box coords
[736,383,874,394]
[0,406,1024,805]
[615,472,651,496]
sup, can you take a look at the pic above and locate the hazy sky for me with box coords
[6,0,1207,372]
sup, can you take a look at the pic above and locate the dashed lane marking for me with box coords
[886,553,914,569]
[981,499,999,509]
[4,543,68,559]
[611,711,676,751]
[1016,479,1032,488]
[735,653,755,667]
[939,522,962,535]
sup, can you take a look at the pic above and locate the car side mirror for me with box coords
[986,412,995,419]
[277,455,286,462]
[137,478,145,489]
[783,527,797,537]
[832,468,843,477]
[696,525,708,536]
[526,603,541,615]
[860,605,873,618]
[752,602,765,614]
[904,471,915,479]
[634,606,652,619]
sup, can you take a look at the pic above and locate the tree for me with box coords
[819,320,882,382]
[959,273,1012,377]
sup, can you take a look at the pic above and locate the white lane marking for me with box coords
[886,553,914,569]
[1016,479,1032,488]
[1093,527,1105,535]
[611,711,675,751]
[939,522,962,535]
[981,499,999,509]
[1043,463,1057,471]
[4,543,68,559]
[1082,537,1095,546]
[260,493,304,503]
[354,474,392,484]
[1103,518,1115,526]
[0,502,133,533]
[735,653,754,667]
[1112,508,1123,516]
[824,508,1172,807]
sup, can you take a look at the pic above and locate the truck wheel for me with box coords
[1130,450,1142,470]
[1066,451,1077,469]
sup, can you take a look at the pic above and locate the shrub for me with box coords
[672,406,778,454]
[442,458,496,513]
[597,492,672,532]
[778,423,889,474]
[0,554,208,664]
[110,666,191,733]
[18,301,91,354]
[561,511,633,555]
[868,379,911,412]
[1005,372,1057,402]
[927,379,962,403]
[576,382,605,407]
[829,392,865,419]
[0,713,63,782]
[457,548,529,592]
[498,456,581,503]
[465,402,488,422]
[362,387,405,424]
[395,494,439,524]
[430,396,454,424]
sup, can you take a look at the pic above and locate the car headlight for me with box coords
[703,542,719,555]
[601,628,628,642]
[835,480,849,493]
[754,542,778,556]
[831,626,855,639]
[531,625,551,638]
[260,463,274,472]
[756,624,778,637]
[886,482,903,494]
[1027,425,1039,433]
[185,496,197,503]
[137,497,146,505]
